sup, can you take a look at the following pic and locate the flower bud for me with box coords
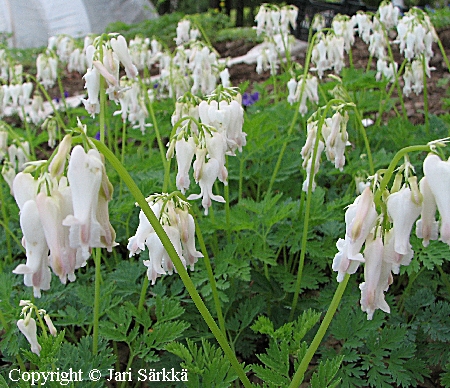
[49,134,72,177]
[44,314,57,336]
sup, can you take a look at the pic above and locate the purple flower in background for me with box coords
[242,91,259,107]
[94,131,101,140]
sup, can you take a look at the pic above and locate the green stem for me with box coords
[238,157,245,202]
[99,82,106,145]
[437,36,450,73]
[28,74,66,130]
[21,106,36,159]
[136,88,171,310]
[437,265,450,298]
[224,156,231,244]
[373,144,431,205]
[16,354,26,371]
[374,60,407,128]
[266,33,318,196]
[137,276,149,313]
[120,350,135,388]
[383,26,407,121]
[353,108,374,175]
[57,73,70,122]
[92,248,102,355]
[422,54,429,136]
[193,213,227,338]
[0,183,13,264]
[120,120,127,165]
[146,91,169,190]
[93,140,251,387]
[289,274,350,388]
[33,308,48,339]
[289,100,341,320]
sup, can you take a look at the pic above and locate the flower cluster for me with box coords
[166,88,246,214]
[158,37,226,99]
[300,108,350,191]
[113,80,151,134]
[81,34,138,117]
[395,8,437,96]
[254,4,298,76]
[17,300,57,356]
[333,153,450,319]
[0,131,30,192]
[127,193,202,285]
[310,31,345,78]
[12,138,116,297]
[308,3,437,94]
[254,4,298,37]
[287,73,319,115]
[36,51,58,89]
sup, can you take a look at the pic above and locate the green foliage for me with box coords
[310,356,343,388]
[250,309,322,386]
[105,11,232,47]
[325,291,430,388]
[427,7,450,29]
[2,6,450,388]
[165,338,240,387]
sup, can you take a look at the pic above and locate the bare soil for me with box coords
[53,31,450,126]
[213,31,450,125]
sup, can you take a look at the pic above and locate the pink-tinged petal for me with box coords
[387,187,421,255]
[423,154,450,245]
[12,172,39,210]
[162,225,186,275]
[416,177,438,246]
[205,132,228,184]
[17,318,41,356]
[110,35,138,79]
[332,238,361,282]
[359,234,391,320]
[143,232,166,285]
[13,200,49,289]
[63,146,104,260]
[347,187,378,243]
[93,60,118,87]
[36,192,75,284]
[383,229,413,274]
[188,158,225,215]
[175,137,196,194]
[182,213,203,269]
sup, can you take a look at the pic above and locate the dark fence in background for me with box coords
[292,0,378,40]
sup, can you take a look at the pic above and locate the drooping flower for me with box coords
[17,317,41,356]
[387,186,422,255]
[188,158,226,215]
[359,233,392,320]
[62,145,104,262]
[416,176,439,246]
[423,154,450,245]
[13,199,51,298]
[110,35,138,80]
[128,194,202,284]
[80,67,100,117]
[36,189,77,284]
[174,137,196,194]
[332,187,379,281]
